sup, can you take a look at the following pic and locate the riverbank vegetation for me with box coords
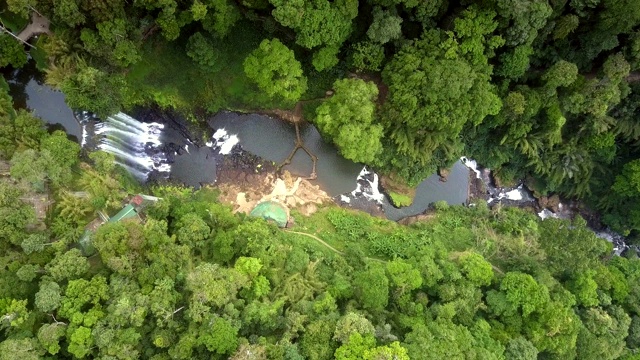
[3,78,640,357]
[3,0,640,236]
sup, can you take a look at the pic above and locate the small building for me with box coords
[78,194,160,256]
[109,204,140,223]
[249,200,290,228]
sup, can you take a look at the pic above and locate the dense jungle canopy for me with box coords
[3,0,640,358]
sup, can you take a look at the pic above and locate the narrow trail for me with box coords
[284,229,386,263]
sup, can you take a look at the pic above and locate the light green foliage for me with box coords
[10,131,81,189]
[388,192,412,207]
[364,341,409,360]
[79,163,127,211]
[67,325,94,358]
[402,321,476,359]
[53,0,86,27]
[191,0,208,21]
[10,149,48,191]
[44,248,89,282]
[354,265,389,314]
[497,45,533,79]
[386,259,423,294]
[0,337,44,360]
[60,64,124,118]
[6,0,34,19]
[312,45,340,72]
[16,264,39,282]
[174,213,210,249]
[300,318,338,360]
[200,0,241,38]
[186,263,249,321]
[499,272,549,316]
[0,180,35,245]
[56,191,93,225]
[198,316,239,354]
[37,323,67,355]
[0,34,27,69]
[504,337,538,360]
[269,0,357,49]
[0,298,30,331]
[350,41,385,72]
[58,276,109,320]
[335,333,408,360]
[538,217,609,276]
[333,312,375,343]
[315,78,382,163]
[35,281,62,312]
[576,306,631,360]
[40,130,81,169]
[335,332,376,359]
[234,256,263,278]
[542,60,579,88]
[458,252,494,286]
[243,39,307,103]
[21,233,48,254]
[367,7,403,44]
[569,271,600,307]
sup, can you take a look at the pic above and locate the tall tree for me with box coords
[315,78,382,163]
[243,39,307,103]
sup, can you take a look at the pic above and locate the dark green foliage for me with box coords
[60,63,124,118]
[186,32,222,73]
[4,0,640,358]
[0,34,27,68]
[349,41,385,72]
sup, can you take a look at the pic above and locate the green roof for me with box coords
[109,204,138,223]
[249,201,289,227]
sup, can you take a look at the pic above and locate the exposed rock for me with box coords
[379,173,416,207]
[538,194,561,212]
[398,212,436,226]
[438,167,450,182]
[218,169,329,217]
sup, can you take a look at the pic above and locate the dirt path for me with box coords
[284,230,386,263]
[628,72,640,83]
[18,12,50,42]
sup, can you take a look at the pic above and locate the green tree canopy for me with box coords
[243,38,307,103]
[315,78,382,163]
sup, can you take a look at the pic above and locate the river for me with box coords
[4,59,472,220]
[5,58,635,257]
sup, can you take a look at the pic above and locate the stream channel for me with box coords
[3,59,634,255]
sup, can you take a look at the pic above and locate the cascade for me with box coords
[83,112,170,180]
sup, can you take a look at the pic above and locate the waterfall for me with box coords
[84,112,170,180]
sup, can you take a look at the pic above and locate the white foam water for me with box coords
[92,112,170,179]
[210,128,240,155]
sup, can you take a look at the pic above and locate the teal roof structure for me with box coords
[109,204,138,222]
[249,201,289,227]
